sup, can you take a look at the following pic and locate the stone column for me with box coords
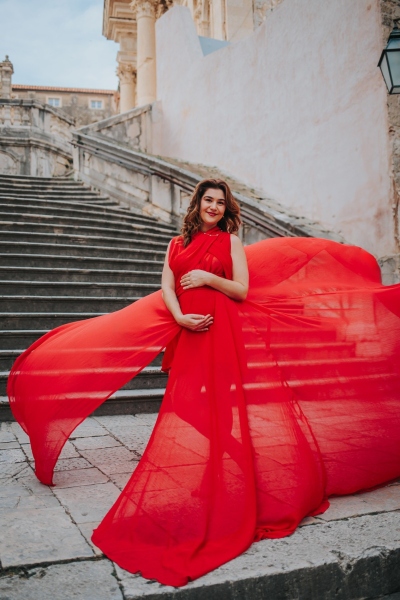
[0,55,14,99]
[130,0,158,106]
[117,62,136,113]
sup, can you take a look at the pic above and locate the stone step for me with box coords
[0,253,164,271]
[0,280,160,297]
[0,365,168,396]
[0,174,78,183]
[0,266,162,283]
[0,230,170,251]
[0,209,176,236]
[0,312,104,331]
[0,198,177,231]
[270,341,356,360]
[0,295,138,313]
[0,387,166,420]
[0,346,164,370]
[0,189,111,199]
[0,218,173,243]
[0,241,167,260]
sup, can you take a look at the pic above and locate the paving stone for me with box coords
[109,472,133,490]
[357,485,400,512]
[9,421,29,443]
[0,425,16,443]
[73,435,122,451]
[55,457,92,471]
[16,468,55,496]
[115,511,400,600]
[0,448,26,463]
[70,418,108,438]
[95,415,137,428]
[59,440,81,459]
[0,492,60,512]
[77,521,104,556]
[80,445,138,467]
[0,440,19,449]
[53,482,120,524]
[0,462,31,480]
[0,559,123,600]
[0,506,93,568]
[53,467,109,488]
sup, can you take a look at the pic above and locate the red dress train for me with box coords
[7,232,400,586]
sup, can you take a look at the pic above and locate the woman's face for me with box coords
[199,188,226,231]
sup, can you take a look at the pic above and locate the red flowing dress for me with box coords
[7,231,400,586]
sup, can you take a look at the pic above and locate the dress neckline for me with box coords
[199,226,222,237]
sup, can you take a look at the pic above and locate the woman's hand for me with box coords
[180,270,211,290]
[177,313,213,331]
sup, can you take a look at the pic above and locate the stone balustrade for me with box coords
[0,99,74,176]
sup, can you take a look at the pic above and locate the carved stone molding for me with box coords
[130,0,159,19]
[116,62,137,85]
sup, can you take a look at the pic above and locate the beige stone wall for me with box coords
[379,0,400,281]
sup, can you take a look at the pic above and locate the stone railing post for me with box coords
[130,0,158,106]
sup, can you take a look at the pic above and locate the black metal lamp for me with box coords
[378,25,400,94]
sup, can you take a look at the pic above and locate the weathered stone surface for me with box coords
[115,512,400,600]
[109,472,133,490]
[0,461,30,480]
[53,467,109,488]
[0,441,19,449]
[55,457,92,471]
[53,482,120,524]
[77,521,104,556]
[9,421,29,443]
[0,506,93,568]
[0,560,123,600]
[73,435,122,451]
[70,418,108,438]
[0,448,26,463]
[79,446,138,470]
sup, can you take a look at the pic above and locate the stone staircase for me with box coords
[0,174,177,420]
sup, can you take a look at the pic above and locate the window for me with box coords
[90,99,103,109]
[47,97,61,107]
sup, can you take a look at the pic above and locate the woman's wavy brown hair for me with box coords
[181,179,241,246]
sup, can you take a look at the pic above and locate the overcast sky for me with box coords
[0,0,119,90]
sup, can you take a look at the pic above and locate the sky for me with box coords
[0,0,119,90]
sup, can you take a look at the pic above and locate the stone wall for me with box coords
[379,0,400,282]
[153,1,395,266]
[0,100,73,176]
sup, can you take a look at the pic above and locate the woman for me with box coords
[8,179,400,587]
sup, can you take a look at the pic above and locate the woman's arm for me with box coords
[161,241,214,331]
[180,235,249,301]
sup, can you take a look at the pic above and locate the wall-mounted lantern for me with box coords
[378,26,400,94]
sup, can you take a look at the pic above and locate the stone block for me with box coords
[0,506,93,568]
[0,462,31,480]
[109,472,133,490]
[59,440,81,459]
[0,559,123,600]
[80,445,137,468]
[9,421,29,443]
[53,481,120,524]
[77,521,104,556]
[55,457,92,471]
[0,441,19,449]
[73,435,122,451]
[0,448,26,463]
[70,418,108,438]
[53,467,109,488]
[115,512,400,600]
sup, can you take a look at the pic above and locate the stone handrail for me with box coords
[72,128,336,241]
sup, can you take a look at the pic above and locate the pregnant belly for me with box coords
[178,286,218,316]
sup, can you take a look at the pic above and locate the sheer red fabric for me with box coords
[7,233,400,586]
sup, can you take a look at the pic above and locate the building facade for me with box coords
[103,0,283,113]
[11,84,118,127]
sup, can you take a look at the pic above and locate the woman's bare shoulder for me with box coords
[230,234,244,248]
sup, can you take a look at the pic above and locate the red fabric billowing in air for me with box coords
[7,233,400,586]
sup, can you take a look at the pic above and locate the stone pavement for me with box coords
[1,415,400,600]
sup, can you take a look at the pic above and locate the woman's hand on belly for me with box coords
[181,270,211,290]
[177,313,213,332]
